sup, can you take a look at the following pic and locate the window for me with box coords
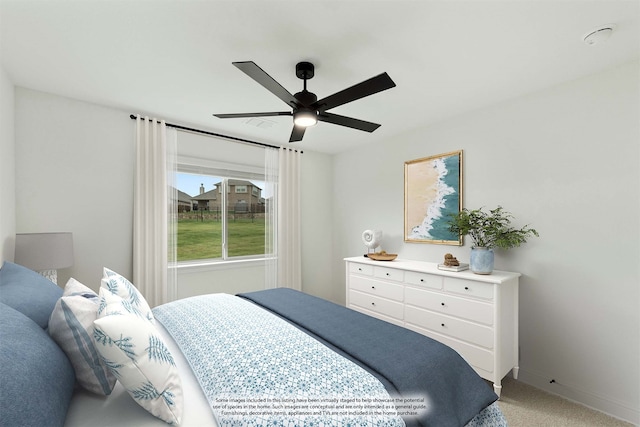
[175,170,267,262]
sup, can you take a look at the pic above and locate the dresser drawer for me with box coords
[407,324,495,373]
[404,271,443,290]
[349,305,404,327]
[349,262,373,276]
[349,276,404,302]
[405,305,493,348]
[405,287,493,325]
[374,266,404,282]
[444,277,494,300]
[349,290,404,320]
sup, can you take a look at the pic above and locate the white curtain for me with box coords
[166,130,177,302]
[264,147,302,290]
[133,116,177,307]
[265,147,278,289]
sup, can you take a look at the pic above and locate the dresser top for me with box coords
[344,256,521,283]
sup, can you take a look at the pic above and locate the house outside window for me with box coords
[175,171,266,262]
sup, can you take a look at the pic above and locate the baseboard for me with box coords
[517,368,639,425]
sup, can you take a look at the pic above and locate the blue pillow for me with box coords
[0,261,63,328]
[0,302,76,427]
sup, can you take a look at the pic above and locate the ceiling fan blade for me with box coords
[289,125,306,142]
[318,112,381,132]
[312,72,396,112]
[233,61,299,108]
[213,111,292,119]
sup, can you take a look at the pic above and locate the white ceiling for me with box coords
[1,0,638,154]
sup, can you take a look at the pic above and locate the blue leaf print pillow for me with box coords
[93,289,182,425]
[101,268,155,324]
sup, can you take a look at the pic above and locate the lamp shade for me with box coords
[15,232,74,271]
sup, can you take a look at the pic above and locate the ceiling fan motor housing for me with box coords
[296,61,314,80]
[294,90,317,106]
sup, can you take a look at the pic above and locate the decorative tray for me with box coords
[367,253,398,261]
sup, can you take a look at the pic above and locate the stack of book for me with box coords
[437,263,469,272]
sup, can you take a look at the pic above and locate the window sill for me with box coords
[171,257,274,274]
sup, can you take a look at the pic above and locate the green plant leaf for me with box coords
[446,206,538,249]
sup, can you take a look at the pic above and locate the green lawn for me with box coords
[177,218,265,261]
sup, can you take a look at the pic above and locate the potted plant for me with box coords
[446,206,539,274]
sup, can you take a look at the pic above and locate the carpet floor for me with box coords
[495,377,634,426]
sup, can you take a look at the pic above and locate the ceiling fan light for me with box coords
[293,110,318,127]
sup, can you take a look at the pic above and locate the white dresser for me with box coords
[345,256,520,396]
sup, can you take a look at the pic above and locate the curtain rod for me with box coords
[129,114,302,153]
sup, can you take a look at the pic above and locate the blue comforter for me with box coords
[238,288,498,427]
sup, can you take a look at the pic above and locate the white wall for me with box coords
[176,261,267,299]
[300,150,335,301]
[15,88,134,288]
[332,61,639,423]
[0,65,15,262]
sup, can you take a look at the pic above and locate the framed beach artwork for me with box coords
[404,150,463,245]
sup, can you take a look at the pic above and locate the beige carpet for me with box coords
[496,377,634,426]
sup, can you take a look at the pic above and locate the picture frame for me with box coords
[404,150,463,245]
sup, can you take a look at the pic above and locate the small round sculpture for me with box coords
[443,253,460,267]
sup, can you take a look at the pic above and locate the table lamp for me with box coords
[14,232,74,284]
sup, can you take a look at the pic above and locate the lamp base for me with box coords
[38,269,58,285]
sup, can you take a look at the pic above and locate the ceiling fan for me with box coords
[213,61,396,143]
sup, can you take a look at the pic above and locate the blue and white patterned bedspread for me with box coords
[154,294,406,427]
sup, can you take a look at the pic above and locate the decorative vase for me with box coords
[470,247,494,274]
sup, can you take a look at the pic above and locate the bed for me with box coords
[0,261,507,427]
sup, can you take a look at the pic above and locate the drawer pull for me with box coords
[358,268,362,271]
[441,302,445,306]
[441,323,445,327]
[386,273,390,276]
[420,279,424,282]
[371,286,375,289]
[465,286,469,290]
[371,302,376,306]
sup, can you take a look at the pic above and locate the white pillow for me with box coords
[94,289,182,425]
[48,278,117,395]
[101,267,155,323]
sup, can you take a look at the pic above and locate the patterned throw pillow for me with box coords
[48,278,117,395]
[101,267,155,323]
[94,289,182,425]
